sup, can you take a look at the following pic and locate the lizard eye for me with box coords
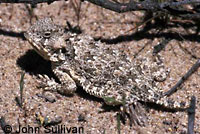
[43,31,51,39]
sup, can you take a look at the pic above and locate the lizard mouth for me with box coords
[26,36,51,61]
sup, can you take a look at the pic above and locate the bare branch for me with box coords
[0,0,200,19]
[85,0,200,12]
[0,0,61,4]
[85,0,142,13]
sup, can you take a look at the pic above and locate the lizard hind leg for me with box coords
[120,102,148,126]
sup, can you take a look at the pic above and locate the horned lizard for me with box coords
[24,18,187,123]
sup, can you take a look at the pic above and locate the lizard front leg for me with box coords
[52,66,77,95]
[38,64,77,95]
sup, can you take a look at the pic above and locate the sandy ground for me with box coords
[0,1,200,133]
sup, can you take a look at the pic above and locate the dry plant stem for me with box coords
[187,96,196,134]
[19,72,25,107]
[164,59,200,97]
[0,116,9,134]
[71,0,82,26]
[125,13,161,34]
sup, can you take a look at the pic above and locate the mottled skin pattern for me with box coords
[24,18,186,114]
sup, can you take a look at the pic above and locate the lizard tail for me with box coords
[154,96,189,111]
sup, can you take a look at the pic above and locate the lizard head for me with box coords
[24,18,68,62]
